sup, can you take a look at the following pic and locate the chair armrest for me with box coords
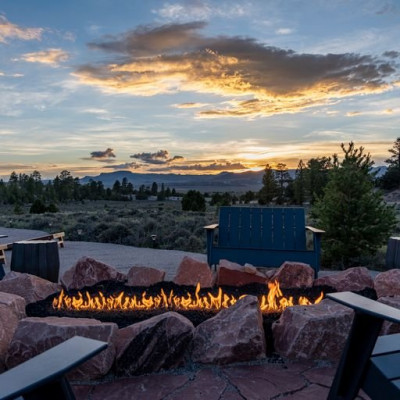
[204,224,219,230]
[327,292,400,324]
[305,225,325,234]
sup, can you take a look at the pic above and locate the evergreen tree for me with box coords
[312,142,396,268]
[275,163,291,204]
[305,157,332,204]
[293,160,306,205]
[258,164,278,205]
[379,138,400,190]
[181,190,206,211]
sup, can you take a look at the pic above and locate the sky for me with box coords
[0,0,399,179]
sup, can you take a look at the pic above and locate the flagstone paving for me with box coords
[72,360,370,400]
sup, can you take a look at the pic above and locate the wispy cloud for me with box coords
[130,149,183,164]
[103,162,141,170]
[20,48,69,67]
[74,21,398,118]
[0,15,43,43]
[153,2,247,22]
[148,160,247,172]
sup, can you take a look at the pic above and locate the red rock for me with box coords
[374,269,400,298]
[0,271,60,304]
[271,262,314,289]
[125,266,165,286]
[313,267,374,292]
[173,256,214,287]
[6,316,117,380]
[378,296,400,335]
[115,311,194,376]
[216,259,267,287]
[0,292,26,372]
[272,298,353,361]
[191,295,266,364]
[61,256,126,290]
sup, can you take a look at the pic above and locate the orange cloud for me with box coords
[0,15,43,43]
[21,48,69,67]
[74,22,398,118]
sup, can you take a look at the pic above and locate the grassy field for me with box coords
[0,200,217,254]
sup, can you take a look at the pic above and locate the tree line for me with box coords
[0,170,179,212]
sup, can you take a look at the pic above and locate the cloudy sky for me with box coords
[0,0,399,179]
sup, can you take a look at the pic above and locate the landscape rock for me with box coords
[115,311,194,376]
[378,296,400,335]
[215,259,267,287]
[272,298,353,361]
[0,292,26,372]
[374,269,400,298]
[191,295,266,364]
[0,271,60,304]
[125,266,165,287]
[61,256,126,290]
[6,316,117,379]
[173,256,214,287]
[271,262,314,289]
[313,267,374,292]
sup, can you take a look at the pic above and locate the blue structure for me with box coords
[205,206,324,277]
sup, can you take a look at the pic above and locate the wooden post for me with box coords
[10,240,60,283]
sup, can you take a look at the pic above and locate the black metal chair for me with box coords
[0,336,107,400]
[328,292,400,399]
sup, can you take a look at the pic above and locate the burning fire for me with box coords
[52,281,323,314]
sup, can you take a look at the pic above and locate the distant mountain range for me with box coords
[80,170,265,193]
[80,166,387,193]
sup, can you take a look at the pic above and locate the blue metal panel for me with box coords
[282,208,296,250]
[272,208,284,250]
[218,207,231,246]
[228,207,241,247]
[261,208,273,248]
[240,208,252,247]
[293,208,307,250]
[250,208,262,247]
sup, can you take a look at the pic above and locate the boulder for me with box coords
[271,262,314,289]
[191,295,266,364]
[374,269,400,298]
[313,267,374,292]
[0,271,60,304]
[125,266,165,287]
[173,256,214,288]
[115,311,194,376]
[0,292,26,372]
[215,260,267,287]
[272,298,353,361]
[61,256,126,290]
[378,296,400,335]
[6,316,118,380]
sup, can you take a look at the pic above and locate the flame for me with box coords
[52,280,323,314]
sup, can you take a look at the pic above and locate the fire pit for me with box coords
[26,280,326,328]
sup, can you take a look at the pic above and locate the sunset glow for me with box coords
[0,1,399,179]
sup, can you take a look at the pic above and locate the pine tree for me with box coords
[258,164,278,205]
[293,160,306,205]
[379,138,400,190]
[312,142,396,268]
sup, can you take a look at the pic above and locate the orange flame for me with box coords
[52,281,323,314]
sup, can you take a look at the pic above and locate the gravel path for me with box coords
[0,228,207,280]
